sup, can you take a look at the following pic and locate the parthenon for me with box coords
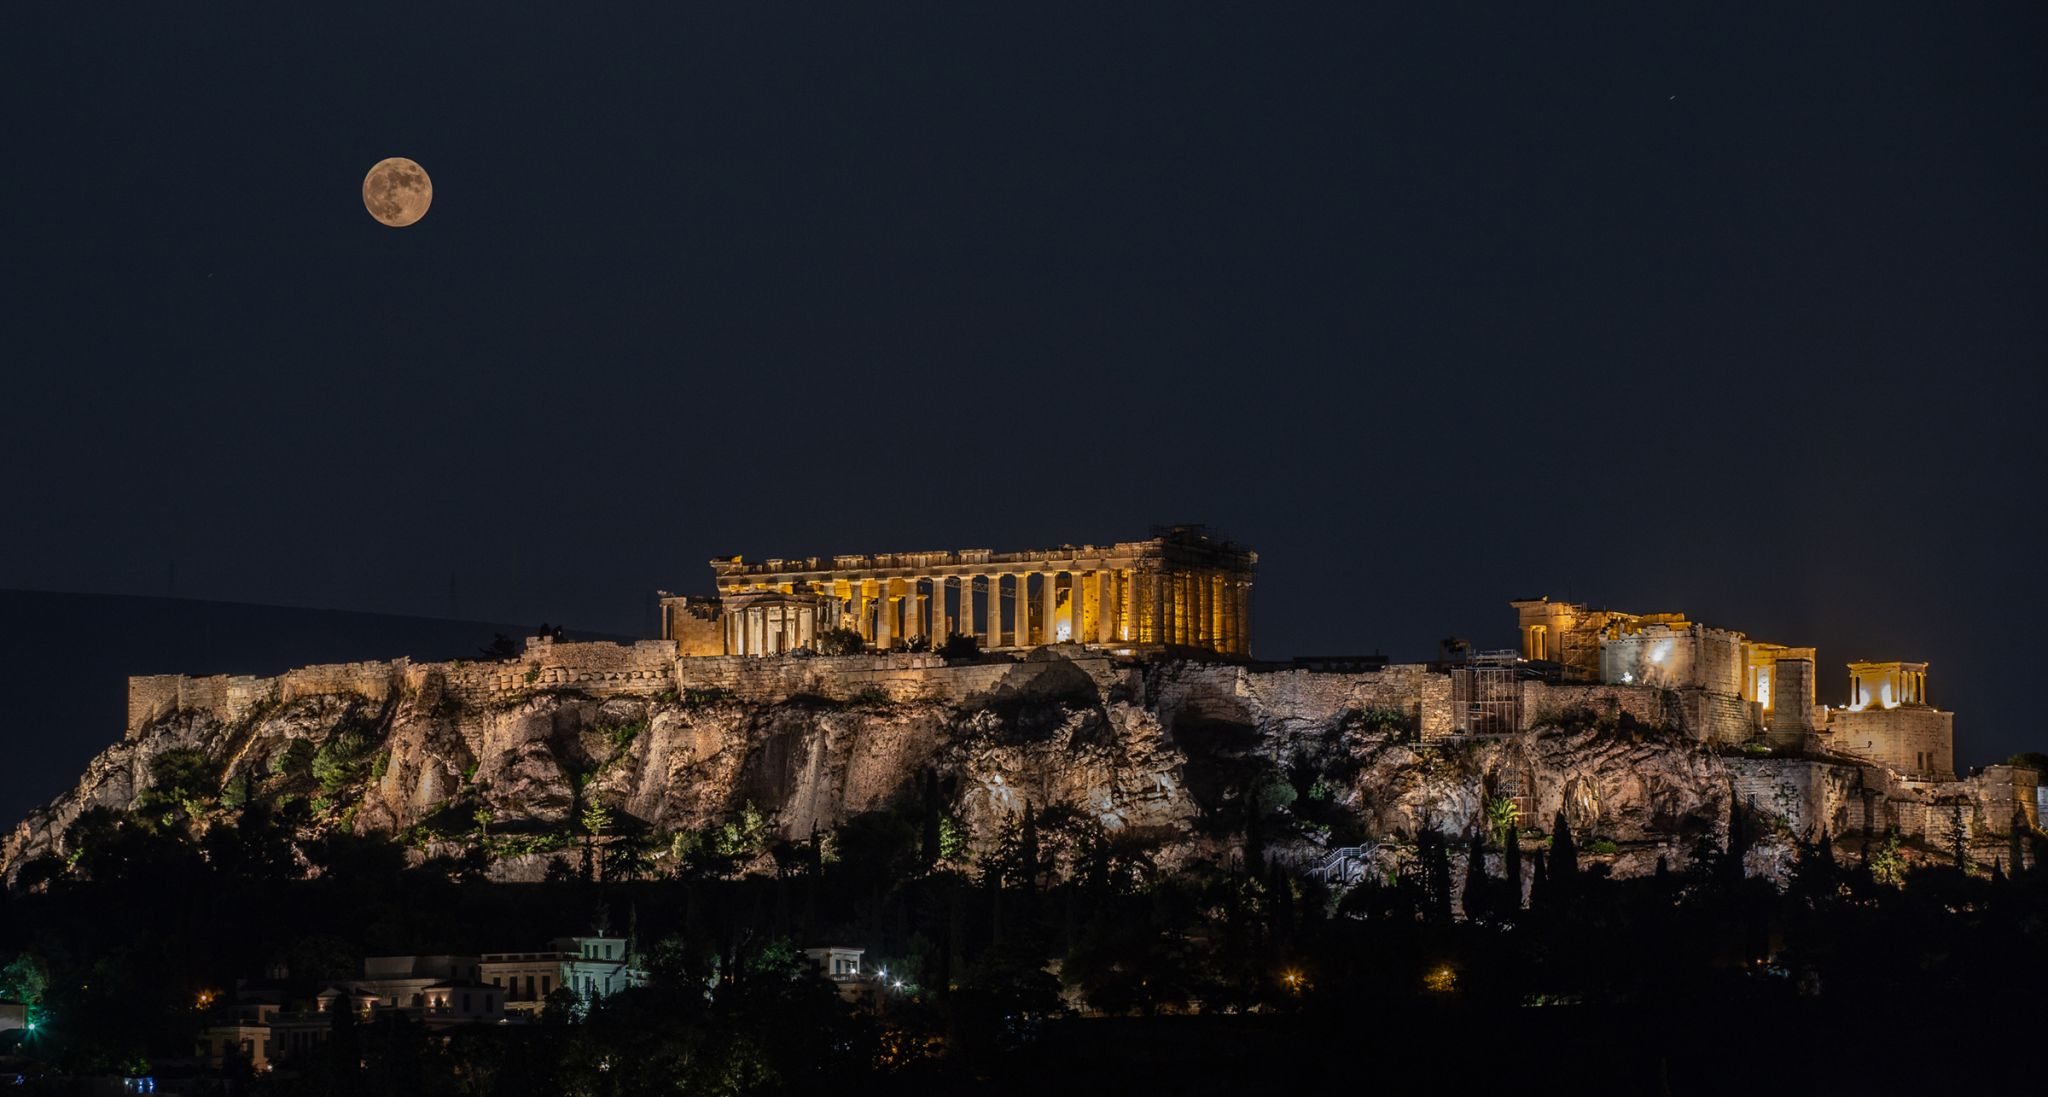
[660,526,1255,658]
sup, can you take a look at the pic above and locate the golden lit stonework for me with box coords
[660,526,1255,658]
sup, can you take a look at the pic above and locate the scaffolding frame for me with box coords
[1452,649,1527,736]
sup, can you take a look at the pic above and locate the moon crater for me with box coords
[363,157,432,227]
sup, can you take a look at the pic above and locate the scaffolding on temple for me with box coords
[1452,650,1528,735]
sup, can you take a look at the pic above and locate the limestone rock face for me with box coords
[0,654,1819,884]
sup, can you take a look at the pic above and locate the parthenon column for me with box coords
[1097,570,1117,644]
[876,582,895,649]
[1209,573,1225,650]
[982,576,1001,649]
[935,577,952,639]
[1147,571,1166,644]
[956,576,974,641]
[1120,569,1136,643]
[1228,581,1245,650]
[1039,572,1057,644]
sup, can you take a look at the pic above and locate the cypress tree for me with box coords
[1549,810,1577,892]
[1991,858,2007,885]
[1504,821,1523,910]
[1461,831,1490,922]
[1947,803,1968,871]
[1530,850,1549,910]
[1725,794,1749,882]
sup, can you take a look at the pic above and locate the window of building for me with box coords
[1756,667,1772,709]
[541,975,551,996]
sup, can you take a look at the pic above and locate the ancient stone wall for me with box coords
[1598,625,1746,694]
[1828,708,1955,779]
[1149,663,1454,741]
[1765,659,1816,748]
[125,673,272,737]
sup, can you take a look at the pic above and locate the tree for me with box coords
[1869,831,1905,886]
[1504,819,1523,910]
[1725,794,1750,882]
[938,633,982,660]
[1549,810,1577,892]
[1417,827,1453,923]
[1461,831,1490,922]
[1946,803,1969,871]
[2004,750,2048,775]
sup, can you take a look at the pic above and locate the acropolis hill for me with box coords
[4,527,2041,886]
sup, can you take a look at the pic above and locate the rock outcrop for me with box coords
[15,647,2015,886]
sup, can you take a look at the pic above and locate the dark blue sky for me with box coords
[4,5,2044,764]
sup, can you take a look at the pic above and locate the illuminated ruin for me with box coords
[1511,596,1953,780]
[661,526,1255,658]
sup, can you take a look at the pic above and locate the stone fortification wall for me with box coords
[1729,758,1863,839]
[1828,708,1954,780]
[127,662,404,738]
[431,639,678,700]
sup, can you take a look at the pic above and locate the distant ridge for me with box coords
[0,589,628,825]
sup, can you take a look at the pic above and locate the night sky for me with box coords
[5,6,2044,766]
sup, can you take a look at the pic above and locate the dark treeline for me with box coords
[3,790,2047,1094]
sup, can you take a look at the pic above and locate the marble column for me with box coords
[1147,571,1166,644]
[1032,573,1048,642]
[982,576,1001,649]
[1097,570,1117,644]
[876,582,895,649]
[954,576,973,641]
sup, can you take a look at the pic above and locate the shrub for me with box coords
[312,731,372,792]
[270,739,316,779]
[938,633,981,660]
[150,748,217,807]
[1586,838,1619,856]
[606,720,646,753]
[816,628,867,656]
[221,773,252,810]
[854,686,891,706]
[370,751,391,782]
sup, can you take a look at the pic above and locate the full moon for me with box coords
[362,157,432,227]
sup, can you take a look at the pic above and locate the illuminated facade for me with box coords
[663,527,1255,658]
[1509,596,1952,778]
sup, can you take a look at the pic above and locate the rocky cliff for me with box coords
[5,647,1834,887]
